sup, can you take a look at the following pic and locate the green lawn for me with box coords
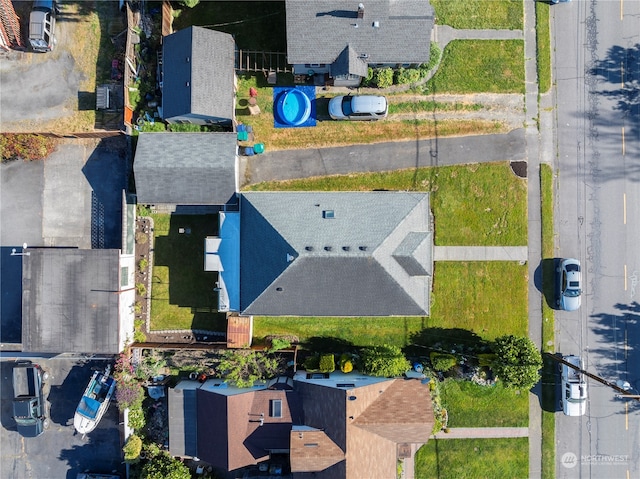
[431,0,524,30]
[247,162,528,247]
[429,262,529,339]
[536,1,552,94]
[440,379,529,427]
[149,214,227,331]
[426,40,525,94]
[415,438,529,479]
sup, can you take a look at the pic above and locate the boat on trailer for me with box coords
[73,365,116,435]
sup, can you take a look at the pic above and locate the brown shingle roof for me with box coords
[290,429,345,472]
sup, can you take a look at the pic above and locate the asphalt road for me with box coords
[553,1,640,477]
[0,357,123,479]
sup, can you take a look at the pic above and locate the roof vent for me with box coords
[357,3,365,18]
[324,246,332,251]
[342,246,350,251]
[186,56,190,62]
[305,246,314,251]
[186,81,190,87]
[323,210,335,219]
[373,21,380,28]
[287,253,295,262]
[358,53,369,59]
[359,246,367,251]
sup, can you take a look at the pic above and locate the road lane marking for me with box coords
[623,193,627,224]
[621,0,624,20]
[622,127,625,156]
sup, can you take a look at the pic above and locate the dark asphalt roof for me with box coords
[162,26,236,122]
[168,386,198,457]
[21,249,120,354]
[133,132,238,205]
[285,0,434,65]
[239,191,433,316]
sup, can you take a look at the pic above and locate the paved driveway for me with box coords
[0,357,123,479]
[0,137,128,343]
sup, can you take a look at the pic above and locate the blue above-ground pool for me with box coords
[276,89,312,126]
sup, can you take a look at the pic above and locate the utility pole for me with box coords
[547,353,640,402]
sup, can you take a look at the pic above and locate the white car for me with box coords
[560,355,587,416]
[328,95,388,120]
[557,258,582,311]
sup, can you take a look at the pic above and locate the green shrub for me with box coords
[123,434,142,462]
[133,330,147,343]
[430,352,457,372]
[268,337,291,352]
[319,354,336,373]
[341,360,353,373]
[136,283,147,296]
[395,68,421,85]
[128,404,146,431]
[359,345,410,377]
[139,258,148,271]
[303,355,320,371]
[180,0,200,8]
[478,353,497,367]
[373,67,394,88]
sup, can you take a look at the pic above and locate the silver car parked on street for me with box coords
[557,258,582,311]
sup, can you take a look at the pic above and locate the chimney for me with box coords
[357,3,364,19]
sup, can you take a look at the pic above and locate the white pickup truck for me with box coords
[561,355,587,416]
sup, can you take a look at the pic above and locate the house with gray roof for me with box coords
[21,248,135,354]
[161,26,236,125]
[133,132,238,211]
[215,191,433,316]
[168,372,434,478]
[285,0,434,86]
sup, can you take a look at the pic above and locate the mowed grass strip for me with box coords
[440,379,529,427]
[247,163,528,247]
[415,438,529,479]
[149,214,227,331]
[431,0,524,30]
[426,40,525,94]
[536,1,552,94]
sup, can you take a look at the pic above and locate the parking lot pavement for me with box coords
[1,357,123,479]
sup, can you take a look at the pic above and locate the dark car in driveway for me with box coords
[12,361,49,437]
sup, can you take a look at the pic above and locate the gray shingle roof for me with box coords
[21,249,120,354]
[285,0,434,65]
[133,132,237,205]
[239,192,433,316]
[168,387,198,456]
[162,26,235,121]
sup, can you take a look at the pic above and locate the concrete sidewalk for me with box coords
[433,427,529,440]
[434,246,528,262]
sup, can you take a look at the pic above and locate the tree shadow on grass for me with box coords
[300,336,355,355]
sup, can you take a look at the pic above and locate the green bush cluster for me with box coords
[395,67,422,85]
[128,403,146,431]
[358,344,410,377]
[303,355,320,371]
[372,67,394,88]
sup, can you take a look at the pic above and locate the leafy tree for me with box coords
[141,451,190,479]
[358,345,410,377]
[218,350,282,388]
[180,0,200,8]
[491,335,542,390]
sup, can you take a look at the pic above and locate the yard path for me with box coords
[433,427,529,439]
